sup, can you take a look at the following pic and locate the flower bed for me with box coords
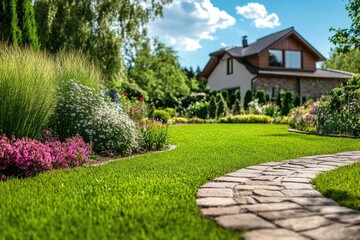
[0,135,91,179]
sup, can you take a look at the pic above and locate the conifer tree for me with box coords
[232,99,241,115]
[208,96,217,119]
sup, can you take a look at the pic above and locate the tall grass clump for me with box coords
[0,44,57,138]
[55,50,103,91]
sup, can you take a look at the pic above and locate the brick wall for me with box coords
[254,76,345,100]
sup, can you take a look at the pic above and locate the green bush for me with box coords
[219,114,272,123]
[216,93,228,118]
[165,108,176,117]
[235,89,241,102]
[276,91,284,109]
[189,117,205,124]
[229,93,236,106]
[264,103,277,117]
[0,45,57,138]
[208,96,217,119]
[152,110,171,123]
[169,117,188,124]
[294,95,301,107]
[138,120,169,151]
[221,90,229,104]
[281,91,294,116]
[255,90,266,104]
[232,99,241,115]
[244,89,253,110]
[53,79,139,155]
[186,101,209,119]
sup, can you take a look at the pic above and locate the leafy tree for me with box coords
[255,90,266,104]
[329,0,360,53]
[244,89,253,110]
[128,39,189,107]
[0,0,39,49]
[323,48,360,73]
[208,96,217,119]
[281,91,293,116]
[34,0,171,79]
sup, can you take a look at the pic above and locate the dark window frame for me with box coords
[268,49,283,67]
[285,50,302,69]
[227,58,233,75]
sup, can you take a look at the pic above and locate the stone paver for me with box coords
[196,151,360,239]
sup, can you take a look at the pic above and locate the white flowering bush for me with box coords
[247,99,265,115]
[53,79,139,155]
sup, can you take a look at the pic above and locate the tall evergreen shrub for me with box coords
[255,90,266,104]
[208,96,217,119]
[232,99,241,115]
[0,0,39,49]
[294,95,301,107]
[217,95,228,118]
[244,89,253,110]
[276,91,284,109]
[281,91,293,116]
[235,89,241,101]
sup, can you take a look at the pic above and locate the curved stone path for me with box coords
[196,151,360,240]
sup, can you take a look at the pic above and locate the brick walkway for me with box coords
[196,152,360,240]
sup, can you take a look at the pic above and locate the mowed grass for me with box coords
[1,124,360,239]
[313,162,360,210]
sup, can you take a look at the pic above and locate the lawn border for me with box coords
[288,128,360,139]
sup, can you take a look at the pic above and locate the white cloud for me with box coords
[221,42,227,47]
[235,3,280,29]
[148,0,236,51]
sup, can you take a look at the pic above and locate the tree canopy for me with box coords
[34,0,171,79]
[323,48,360,73]
[128,39,189,106]
[330,0,360,53]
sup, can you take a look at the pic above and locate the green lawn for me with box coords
[1,124,360,239]
[313,162,360,210]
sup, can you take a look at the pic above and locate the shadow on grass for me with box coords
[322,189,360,211]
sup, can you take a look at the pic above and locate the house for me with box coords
[199,27,353,102]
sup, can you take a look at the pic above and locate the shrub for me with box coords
[169,117,188,125]
[281,91,293,116]
[153,110,171,123]
[302,96,307,105]
[52,79,139,155]
[188,101,209,119]
[121,99,148,123]
[294,95,301,107]
[208,96,217,119]
[0,134,91,178]
[138,120,169,151]
[265,94,270,102]
[0,45,57,138]
[216,94,228,118]
[232,99,242,115]
[255,90,266,104]
[244,89,253,110]
[219,114,272,123]
[264,103,277,117]
[289,101,318,132]
[235,89,241,102]
[165,108,176,117]
[229,93,236,106]
[248,99,264,115]
[221,90,230,106]
[277,91,284,109]
[189,118,205,124]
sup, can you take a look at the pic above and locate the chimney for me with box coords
[242,35,248,48]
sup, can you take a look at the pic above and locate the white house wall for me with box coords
[207,54,255,102]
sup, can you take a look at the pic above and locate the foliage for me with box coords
[323,48,360,73]
[289,101,319,132]
[232,99,242,115]
[317,75,360,136]
[248,99,264,115]
[152,110,171,123]
[138,120,169,151]
[276,91,284,109]
[219,115,272,123]
[0,45,57,138]
[34,0,171,79]
[313,162,360,210]
[169,117,188,125]
[329,0,360,53]
[121,99,148,123]
[120,80,148,101]
[235,89,241,102]
[1,124,360,239]
[264,103,278,117]
[0,0,39,49]
[208,96,217,119]
[221,90,229,106]
[244,89,253,110]
[164,108,176,118]
[293,95,301,107]
[0,134,90,178]
[128,39,189,106]
[255,90,266,104]
[281,91,293,116]
[186,101,209,119]
[53,79,138,155]
[216,93,228,118]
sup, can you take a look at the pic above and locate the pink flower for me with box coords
[138,97,144,101]
[1,175,6,181]
[124,92,128,96]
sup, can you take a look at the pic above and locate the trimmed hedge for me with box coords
[219,114,272,123]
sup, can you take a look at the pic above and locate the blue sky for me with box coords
[147,0,351,70]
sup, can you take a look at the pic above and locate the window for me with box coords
[227,58,233,74]
[268,50,283,67]
[285,51,301,68]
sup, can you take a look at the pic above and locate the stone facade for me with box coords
[254,76,346,100]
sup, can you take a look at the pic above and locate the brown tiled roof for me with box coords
[257,68,354,79]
